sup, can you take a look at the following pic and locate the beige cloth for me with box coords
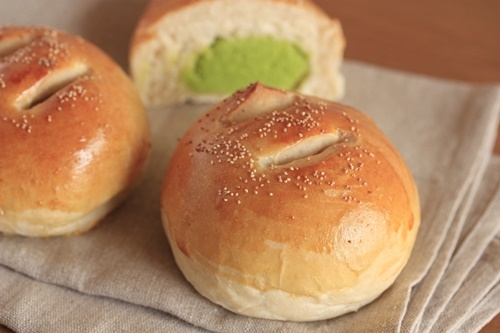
[416,159,500,333]
[1,1,500,332]
[0,62,500,332]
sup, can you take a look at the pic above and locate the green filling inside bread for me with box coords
[181,36,309,94]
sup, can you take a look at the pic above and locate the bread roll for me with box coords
[130,0,345,107]
[161,83,420,321]
[0,26,151,237]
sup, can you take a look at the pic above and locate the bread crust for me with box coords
[0,26,151,237]
[131,0,337,49]
[161,83,420,320]
[130,0,345,106]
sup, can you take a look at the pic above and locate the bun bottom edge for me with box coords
[0,189,131,237]
[162,217,387,322]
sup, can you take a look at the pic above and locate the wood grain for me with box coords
[315,1,500,332]
[1,1,499,332]
[316,0,500,158]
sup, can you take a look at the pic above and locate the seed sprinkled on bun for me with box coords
[161,82,420,321]
[0,26,151,237]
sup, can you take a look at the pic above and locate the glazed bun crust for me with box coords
[130,0,345,106]
[0,26,151,237]
[161,83,420,321]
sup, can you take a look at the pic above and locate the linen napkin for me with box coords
[0,265,209,333]
[415,158,500,332]
[457,280,500,333]
[1,60,500,333]
[1,159,499,333]
[433,235,500,333]
[401,145,493,332]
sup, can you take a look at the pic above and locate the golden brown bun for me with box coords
[161,83,420,321]
[0,26,151,237]
[130,0,345,106]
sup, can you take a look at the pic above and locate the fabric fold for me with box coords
[417,158,500,332]
[457,281,500,333]
[1,61,499,333]
[432,236,500,333]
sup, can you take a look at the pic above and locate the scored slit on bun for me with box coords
[0,26,151,237]
[161,82,420,321]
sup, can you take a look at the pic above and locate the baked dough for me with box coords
[161,83,420,321]
[0,26,151,237]
[130,0,345,106]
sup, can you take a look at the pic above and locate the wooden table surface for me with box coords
[316,1,500,332]
[1,0,499,332]
[317,0,500,156]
